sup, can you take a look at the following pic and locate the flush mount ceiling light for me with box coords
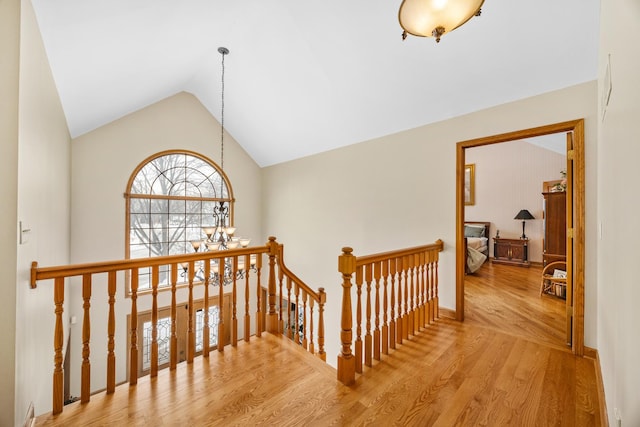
[399,0,484,43]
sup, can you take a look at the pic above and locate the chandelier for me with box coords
[186,46,255,286]
[398,0,484,43]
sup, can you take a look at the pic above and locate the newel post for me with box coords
[337,247,356,385]
[266,236,279,333]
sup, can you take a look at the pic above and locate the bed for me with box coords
[464,221,490,274]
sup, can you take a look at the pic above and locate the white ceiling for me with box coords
[527,134,567,155]
[31,0,600,167]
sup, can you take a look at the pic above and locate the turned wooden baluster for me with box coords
[278,269,284,334]
[364,263,373,368]
[244,254,251,343]
[422,251,428,325]
[255,253,263,337]
[170,264,179,367]
[286,277,293,339]
[318,287,326,361]
[418,252,426,329]
[151,265,159,376]
[129,269,139,384]
[337,248,355,385]
[218,257,225,352]
[427,253,434,323]
[107,271,116,394]
[308,295,315,354]
[52,277,64,415]
[429,250,436,321]
[408,255,415,337]
[355,265,363,373]
[413,254,420,333]
[389,257,397,350]
[402,256,409,341]
[434,249,440,318]
[81,274,92,402]
[396,257,404,345]
[203,260,211,356]
[373,261,381,361]
[187,261,195,362]
[427,249,433,321]
[425,252,431,326]
[301,290,308,350]
[294,282,300,344]
[232,256,238,347]
[382,259,389,355]
[416,254,422,331]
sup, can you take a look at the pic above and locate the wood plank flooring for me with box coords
[37,263,602,426]
[464,261,568,350]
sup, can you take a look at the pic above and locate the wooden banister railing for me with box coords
[31,236,325,415]
[272,242,326,361]
[336,240,444,385]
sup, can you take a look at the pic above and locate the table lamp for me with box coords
[514,209,535,239]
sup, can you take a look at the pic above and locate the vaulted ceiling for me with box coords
[31,0,599,166]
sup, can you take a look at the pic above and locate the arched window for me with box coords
[125,150,234,289]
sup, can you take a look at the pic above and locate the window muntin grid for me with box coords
[142,317,171,371]
[126,151,233,290]
[141,306,220,372]
[195,306,220,352]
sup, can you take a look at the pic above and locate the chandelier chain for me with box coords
[219,49,226,173]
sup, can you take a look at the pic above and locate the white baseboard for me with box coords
[23,402,35,427]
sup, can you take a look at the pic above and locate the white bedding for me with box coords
[467,246,487,273]
[466,236,488,273]
[466,237,488,250]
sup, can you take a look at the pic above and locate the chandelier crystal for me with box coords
[399,0,484,43]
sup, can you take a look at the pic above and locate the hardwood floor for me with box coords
[37,263,602,426]
[464,261,568,350]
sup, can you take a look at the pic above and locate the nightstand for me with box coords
[492,237,530,267]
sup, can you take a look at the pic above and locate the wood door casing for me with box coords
[565,132,575,348]
[456,119,585,356]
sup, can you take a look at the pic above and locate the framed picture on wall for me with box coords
[464,164,475,206]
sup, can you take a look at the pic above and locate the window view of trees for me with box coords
[126,151,232,289]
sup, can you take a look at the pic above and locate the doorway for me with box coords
[127,294,231,379]
[455,120,585,356]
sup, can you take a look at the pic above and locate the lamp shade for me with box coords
[514,209,535,220]
[399,0,484,41]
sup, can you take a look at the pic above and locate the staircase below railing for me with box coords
[336,240,444,385]
[31,236,325,415]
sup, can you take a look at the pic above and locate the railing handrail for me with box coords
[337,239,444,386]
[353,240,444,266]
[276,243,324,303]
[31,245,267,287]
[273,240,326,361]
[30,237,326,415]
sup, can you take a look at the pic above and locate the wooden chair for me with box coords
[540,261,567,297]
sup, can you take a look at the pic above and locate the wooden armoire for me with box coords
[542,191,566,266]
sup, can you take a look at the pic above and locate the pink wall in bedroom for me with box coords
[465,137,566,263]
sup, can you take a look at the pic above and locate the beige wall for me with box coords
[466,139,566,262]
[15,0,73,422]
[9,8,630,424]
[597,0,640,425]
[0,0,20,425]
[262,81,597,368]
[69,92,263,396]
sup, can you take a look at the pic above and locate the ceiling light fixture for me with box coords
[399,0,484,43]
[187,46,255,286]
